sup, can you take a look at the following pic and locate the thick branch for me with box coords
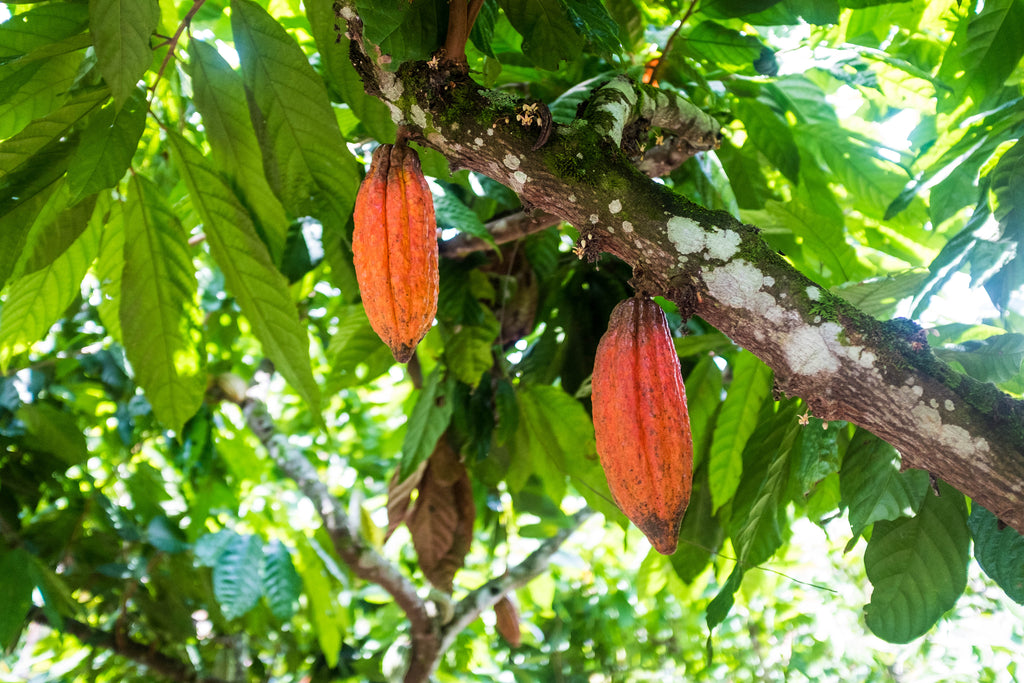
[338,4,1024,533]
[29,608,227,683]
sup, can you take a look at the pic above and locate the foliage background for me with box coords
[2,0,1024,680]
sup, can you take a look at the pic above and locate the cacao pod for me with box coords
[592,296,693,555]
[353,143,439,363]
[494,595,522,648]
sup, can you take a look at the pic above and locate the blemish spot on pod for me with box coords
[353,143,439,363]
[591,296,694,555]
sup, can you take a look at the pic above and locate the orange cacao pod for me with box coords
[353,143,439,363]
[592,296,693,555]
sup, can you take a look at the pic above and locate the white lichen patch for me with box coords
[503,153,521,170]
[508,170,529,192]
[589,214,599,224]
[785,325,842,375]
[806,286,821,301]
[410,105,428,129]
[607,226,615,234]
[622,221,633,233]
[705,260,785,324]
[930,399,939,408]
[945,399,955,411]
[379,73,404,102]
[474,137,484,146]
[609,199,622,214]
[487,128,494,136]
[762,276,775,287]
[385,101,404,125]
[910,401,990,456]
[912,385,924,397]
[568,194,577,202]
[705,229,741,260]
[667,216,705,255]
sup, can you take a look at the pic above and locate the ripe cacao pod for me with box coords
[353,142,439,363]
[494,595,522,648]
[592,296,693,555]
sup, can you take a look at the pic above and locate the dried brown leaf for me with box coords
[385,459,428,542]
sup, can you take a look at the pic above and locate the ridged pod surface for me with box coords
[592,297,693,555]
[353,143,439,363]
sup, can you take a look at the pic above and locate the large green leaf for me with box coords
[16,402,89,465]
[187,39,289,261]
[989,138,1024,230]
[708,351,773,511]
[497,0,584,70]
[445,310,499,386]
[230,0,360,249]
[0,3,90,59]
[294,540,347,669]
[399,368,454,482]
[121,173,206,433]
[88,0,160,109]
[683,355,723,469]
[166,131,320,413]
[948,0,1024,106]
[0,50,83,140]
[0,208,100,371]
[863,481,969,643]
[969,504,1024,604]
[684,21,763,72]
[263,540,302,621]
[94,198,124,340]
[670,465,724,583]
[65,86,147,204]
[840,428,928,537]
[213,533,264,620]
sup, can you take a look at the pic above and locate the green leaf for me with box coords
[0,87,107,180]
[263,540,302,621]
[445,311,499,386]
[88,0,160,110]
[706,564,744,631]
[0,3,90,59]
[355,0,447,68]
[683,355,723,470]
[294,540,347,669]
[832,269,930,319]
[563,0,622,56]
[702,0,783,19]
[795,420,842,493]
[671,466,724,583]
[146,516,190,554]
[94,199,125,340]
[708,351,772,512]
[969,504,1024,604]
[518,384,623,524]
[0,547,35,647]
[65,86,147,204]
[497,0,584,70]
[0,209,100,371]
[735,99,799,182]
[188,40,289,261]
[194,530,235,567]
[0,175,62,292]
[840,428,928,537]
[166,131,321,413]
[934,332,1024,383]
[0,51,82,141]
[121,173,206,433]
[989,138,1024,229]
[950,0,1024,106]
[434,193,495,249]
[306,0,396,142]
[230,0,360,248]
[864,481,969,643]
[684,21,763,72]
[324,304,393,390]
[214,533,264,620]
[731,405,798,567]
[16,402,89,465]
[399,368,454,482]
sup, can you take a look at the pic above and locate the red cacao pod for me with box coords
[592,296,693,555]
[353,143,439,363]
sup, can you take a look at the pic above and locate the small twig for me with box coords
[29,607,228,683]
[153,0,206,88]
[650,0,700,85]
[443,0,470,65]
[439,211,562,258]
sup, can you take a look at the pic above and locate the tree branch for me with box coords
[237,394,440,682]
[28,608,227,683]
[338,2,1024,533]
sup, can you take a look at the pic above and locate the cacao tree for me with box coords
[2,0,1024,681]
